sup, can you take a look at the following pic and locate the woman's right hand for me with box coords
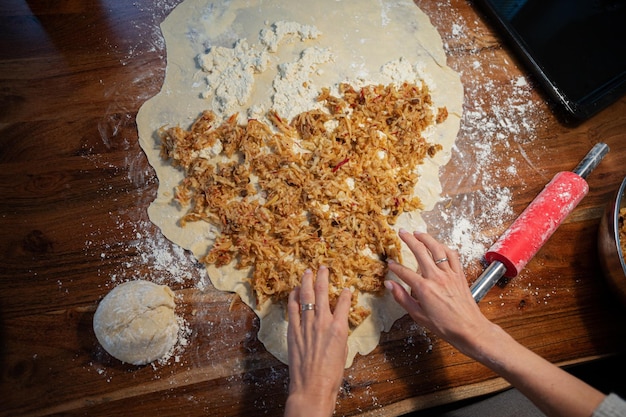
[385,229,607,417]
[384,229,495,357]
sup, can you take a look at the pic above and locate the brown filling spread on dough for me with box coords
[160,82,447,326]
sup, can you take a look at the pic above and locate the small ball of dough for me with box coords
[93,280,179,365]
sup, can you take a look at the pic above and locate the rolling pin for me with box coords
[470,142,610,302]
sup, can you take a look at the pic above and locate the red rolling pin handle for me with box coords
[471,142,609,302]
[485,171,589,277]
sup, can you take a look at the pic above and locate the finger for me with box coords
[443,246,463,273]
[384,280,423,319]
[387,258,422,293]
[299,269,316,328]
[333,287,352,323]
[314,265,330,314]
[446,247,463,272]
[334,287,352,364]
[398,229,437,274]
[287,287,302,330]
[287,288,303,365]
[299,269,316,305]
[414,232,451,270]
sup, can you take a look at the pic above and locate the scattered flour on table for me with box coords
[84,213,204,376]
[97,217,207,288]
[118,0,181,64]
[424,1,546,274]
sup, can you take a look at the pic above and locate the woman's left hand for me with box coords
[284,266,352,417]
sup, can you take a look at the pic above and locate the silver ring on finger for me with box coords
[434,257,449,265]
[300,303,316,311]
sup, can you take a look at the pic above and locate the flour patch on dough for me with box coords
[260,21,322,52]
[271,46,334,122]
[198,39,270,116]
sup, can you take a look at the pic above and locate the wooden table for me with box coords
[2,1,626,416]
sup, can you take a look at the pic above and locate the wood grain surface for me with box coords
[2,0,626,416]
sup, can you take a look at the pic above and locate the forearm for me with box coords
[461,322,605,417]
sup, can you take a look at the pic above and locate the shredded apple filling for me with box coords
[159,82,447,326]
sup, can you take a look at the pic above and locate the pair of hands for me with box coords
[284,229,489,415]
[285,229,610,417]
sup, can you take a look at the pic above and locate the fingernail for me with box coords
[399,228,408,235]
[387,258,396,264]
[384,280,393,291]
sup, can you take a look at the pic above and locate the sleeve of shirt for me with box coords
[592,393,626,417]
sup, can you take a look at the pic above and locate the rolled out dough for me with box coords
[136,0,463,367]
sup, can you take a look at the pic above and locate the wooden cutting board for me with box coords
[1,0,626,416]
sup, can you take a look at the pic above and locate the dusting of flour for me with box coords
[198,20,329,122]
[421,2,548,281]
[196,20,441,129]
[198,39,270,115]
